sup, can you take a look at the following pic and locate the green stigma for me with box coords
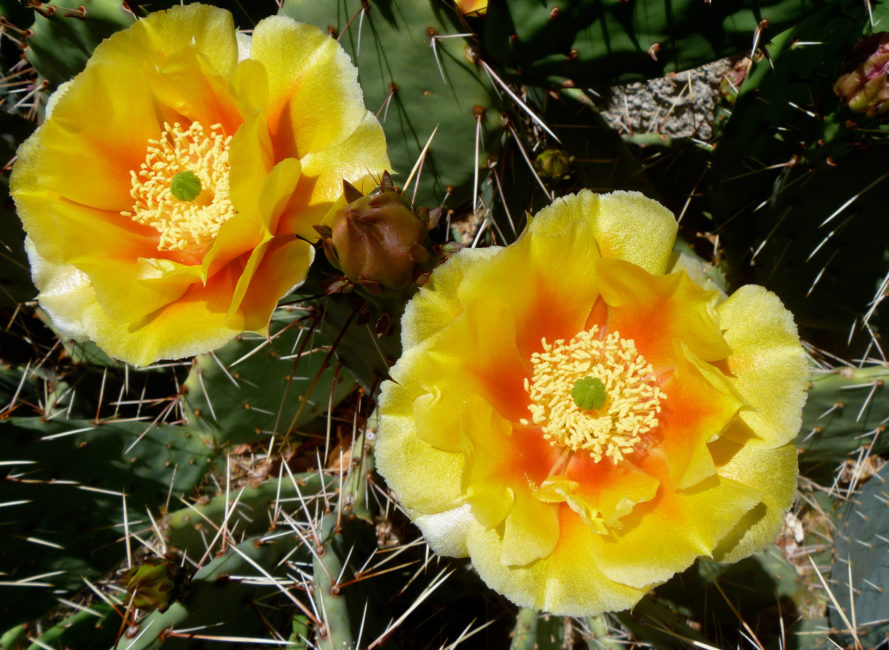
[571,376,607,410]
[170,171,202,202]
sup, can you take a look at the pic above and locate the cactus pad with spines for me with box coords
[831,462,889,647]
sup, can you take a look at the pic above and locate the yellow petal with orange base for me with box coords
[718,285,809,448]
[456,195,602,357]
[587,473,762,588]
[466,506,648,615]
[251,17,371,159]
[12,180,157,265]
[231,237,314,334]
[460,395,560,565]
[227,98,275,223]
[375,189,806,617]
[13,6,391,366]
[596,257,731,367]
[73,256,191,326]
[27,241,243,366]
[399,298,528,453]
[651,346,745,490]
[560,455,660,527]
[15,4,242,216]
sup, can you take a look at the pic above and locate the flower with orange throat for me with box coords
[375,190,808,615]
[11,4,390,366]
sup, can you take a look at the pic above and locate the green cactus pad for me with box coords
[183,311,358,446]
[831,462,889,647]
[0,417,215,626]
[799,366,889,483]
[482,0,824,88]
[280,0,501,207]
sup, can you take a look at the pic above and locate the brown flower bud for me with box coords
[835,33,889,117]
[326,190,431,290]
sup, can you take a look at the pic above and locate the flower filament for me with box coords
[123,121,235,251]
[523,326,665,463]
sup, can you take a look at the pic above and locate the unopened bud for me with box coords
[326,190,431,290]
[835,33,889,117]
[535,148,573,180]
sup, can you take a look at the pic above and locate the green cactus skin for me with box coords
[1,603,117,650]
[799,366,889,483]
[311,424,377,649]
[280,0,501,208]
[0,417,215,627]
[509,608,565,649]
[164,471,335,555]
[482,0,824,88]
[623,552,814,649]
[183,311,358,446]
[831,462,889,647]
[705,1,889,353]
[118,536,299,650]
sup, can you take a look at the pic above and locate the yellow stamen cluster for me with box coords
[123,121,235,251]
[523,326,665,463]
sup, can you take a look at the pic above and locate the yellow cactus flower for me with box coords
[11,4,389,366]
[376,190,807,615]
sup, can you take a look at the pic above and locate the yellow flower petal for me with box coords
[466,507,648,615]
[460,394,559,564]
[540,190,678,275]
[710,439,798,563]
[376,371,465,514]
[596,257,732,367]
[251,16,369,159]
[91,4,239,78]
[588,475,763,588]
[233,237,315,333]
[227,103,275,222]
[500,489,559,566]
[456,194,603,357]
[651,345,745,490]
[401,247,500,350]
[718,285,810,447]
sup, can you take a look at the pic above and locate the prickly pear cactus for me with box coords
[3,0,889,648]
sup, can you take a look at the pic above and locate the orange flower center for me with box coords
[522,326,665,463]
[123,121,235,251]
